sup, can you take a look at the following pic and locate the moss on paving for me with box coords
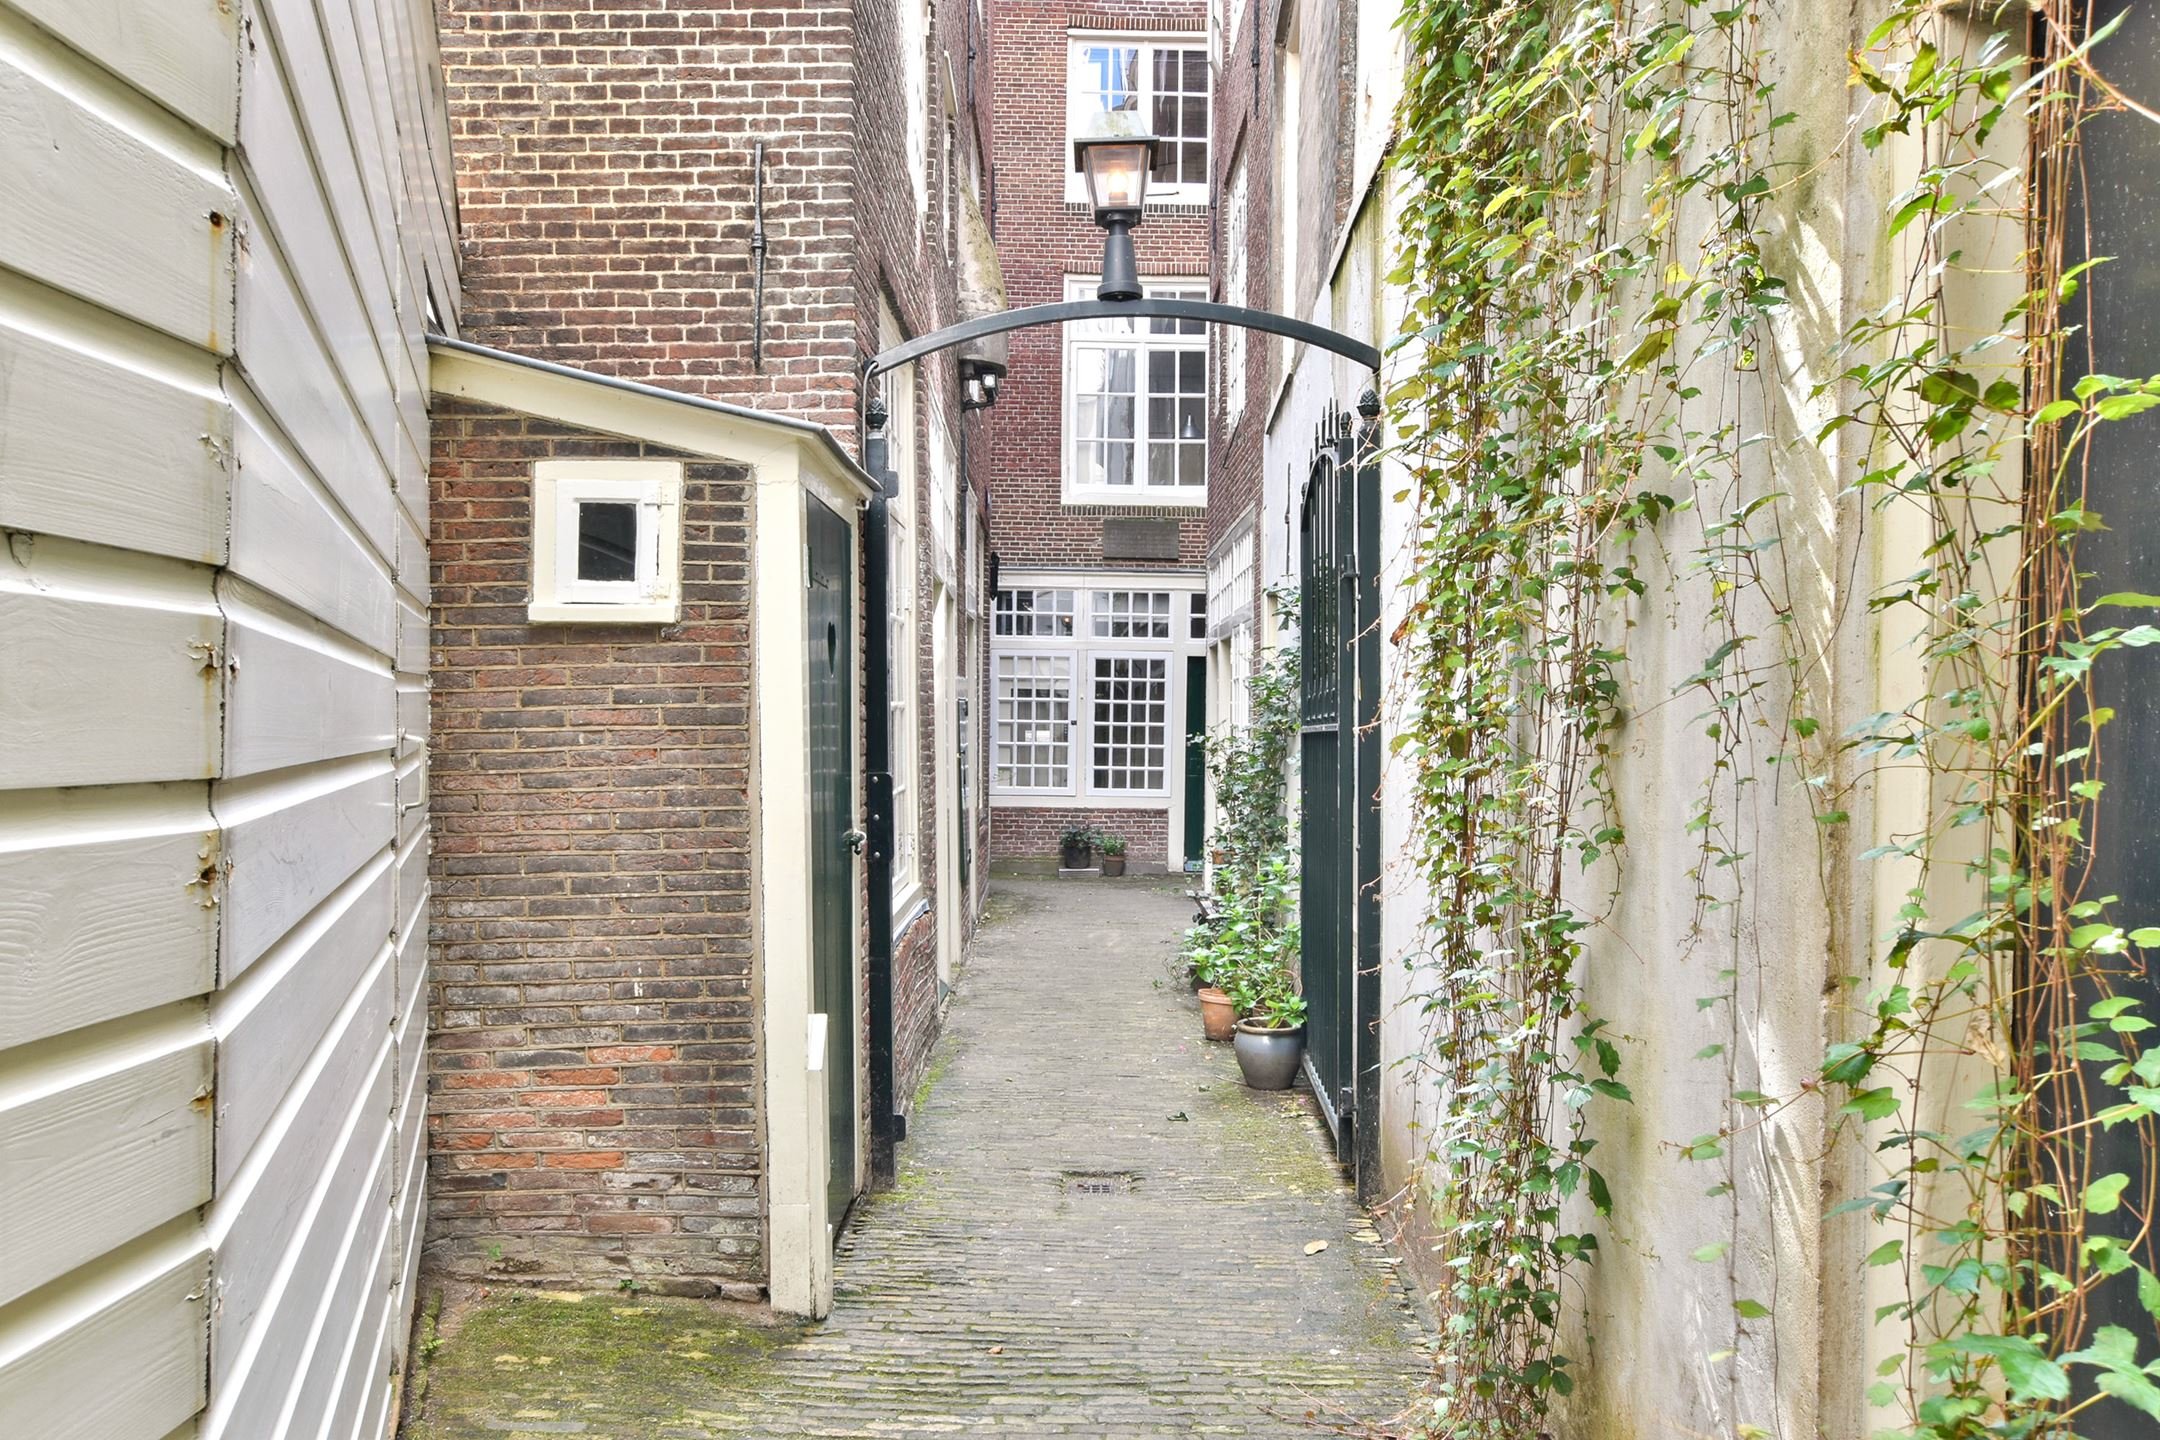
[403,1289,806,1439]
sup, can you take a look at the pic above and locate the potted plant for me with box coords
[1058,823,1095,871]
[1185,930,1239,1041]
[1098,833,1128,877]
[1230,962,1307,1090]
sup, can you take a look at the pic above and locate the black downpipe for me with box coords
[862,397,899,1188]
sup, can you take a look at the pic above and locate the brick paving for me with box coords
[406,877,1433,1438]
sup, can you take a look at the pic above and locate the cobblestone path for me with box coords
[407,878,1433,1438]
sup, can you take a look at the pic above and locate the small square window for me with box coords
[530,461,684,624]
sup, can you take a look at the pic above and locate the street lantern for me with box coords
[1072,128,1158,301]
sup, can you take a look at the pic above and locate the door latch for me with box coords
[843,829,867,855]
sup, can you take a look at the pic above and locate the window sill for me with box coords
[1061,488,1207,509]
[528,599,681,624]
[987,791,1172,810]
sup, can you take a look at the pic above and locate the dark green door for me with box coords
[1183,657,1207,867]
[806,495,857,1224]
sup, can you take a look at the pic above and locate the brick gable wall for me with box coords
[983,0,1213,570]
[427,399,764,1294]
[433,0,1000,1282]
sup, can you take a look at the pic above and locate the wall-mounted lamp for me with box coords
[958,331,1008,412]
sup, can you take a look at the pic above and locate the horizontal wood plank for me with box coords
[0,1026,212,1305]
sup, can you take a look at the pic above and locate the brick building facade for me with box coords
[426,0,1001,1308]
[983,0,1216,871]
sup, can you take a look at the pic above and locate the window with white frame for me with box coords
[1092,589,1174,639]
[993,653,1074,790]
[1064,277,1208,502]
[1206,529,1255,635]
[1220,154,1249,424]
[1089,655,1169,791]
[1065,36,1209,204]
[990,579,1202,801]
[880,308,921,902]
[528,461,684,623]
[995,587,1077,637]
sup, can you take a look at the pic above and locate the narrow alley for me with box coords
[404,878,1432,1438]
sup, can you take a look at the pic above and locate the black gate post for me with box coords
[1350,389,1384,1202]
[862,397,899,1189]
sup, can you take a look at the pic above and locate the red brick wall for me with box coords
[983,0,1213,570]
[436,0,999,1237]
[426,399,762,1295]
[991,807,1171,865]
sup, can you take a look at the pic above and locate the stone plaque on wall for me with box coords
[1101,518,1180,561]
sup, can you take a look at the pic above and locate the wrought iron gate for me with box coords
[1297,394,1384,1197]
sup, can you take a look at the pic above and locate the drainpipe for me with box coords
[862,394,900,1188]
[750,141,768,370]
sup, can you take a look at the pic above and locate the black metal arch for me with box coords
[862,297,1382,387]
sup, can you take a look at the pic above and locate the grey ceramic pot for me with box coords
[1233,1021,1304,1090]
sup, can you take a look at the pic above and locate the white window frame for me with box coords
[881,308,922,912]
[1064,33,1210,206]
[529,460,683,623]
[988,572,1204,806]
[1062,276,1209,506]
[1084,650,1173,794]
[992,652,1078,794]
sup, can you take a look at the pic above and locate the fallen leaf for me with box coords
[1304,1240,1329,1255]
[989,1345,1004,1355]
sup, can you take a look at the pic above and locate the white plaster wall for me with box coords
[1264,3,2024,1436]
[0,2,457,1436]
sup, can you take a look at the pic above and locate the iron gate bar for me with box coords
[1351,392,1385,1202]
[862,298,1382,388]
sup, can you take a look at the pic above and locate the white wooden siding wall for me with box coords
[0,1,456,1437]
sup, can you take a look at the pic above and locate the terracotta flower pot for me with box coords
[1101,853,1126,877]
[1198,986,1236,1042]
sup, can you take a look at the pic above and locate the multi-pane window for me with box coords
[1090,656,1170,791]
[1065,278,1208,501]
[1092,590,1174,639]
[990,583,1198,800]
[1220,155,1249,424]
[995,588,1077,637]
[993,654,1073,790]
[1066,37,1209,202]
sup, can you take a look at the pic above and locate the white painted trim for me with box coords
[528,461,683,623]
[752,458,841,1321]
[1059,276,1212,507]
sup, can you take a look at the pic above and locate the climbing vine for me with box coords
[1385,1,2160,1435]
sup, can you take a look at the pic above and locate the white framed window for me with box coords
[529,461,684,623]
[880,307,921,907]
[993,653,1075,791]
[995,587,1077,637]
[1088,654,1170,792]
[1205,528,1255,637]
[988,575,1203,803]
[1091,589,1174,639]
[1065,35,1209,205]
[1063,277,1208,504]
[1220,154,1249,423]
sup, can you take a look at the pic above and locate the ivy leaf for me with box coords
[1692,1241,1730,1263]
[2090,593,2160,610]
[1948,1334,2069,1402]
[1587,1167,1613,1216]
[2097,392,2160,422]
[2085,1172,2131,1215]
[1842,1087,1900,1122]
[1733,1299,1771,1319]
[2138,1266,2160,1321]
[1866,1240,1903,1267]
